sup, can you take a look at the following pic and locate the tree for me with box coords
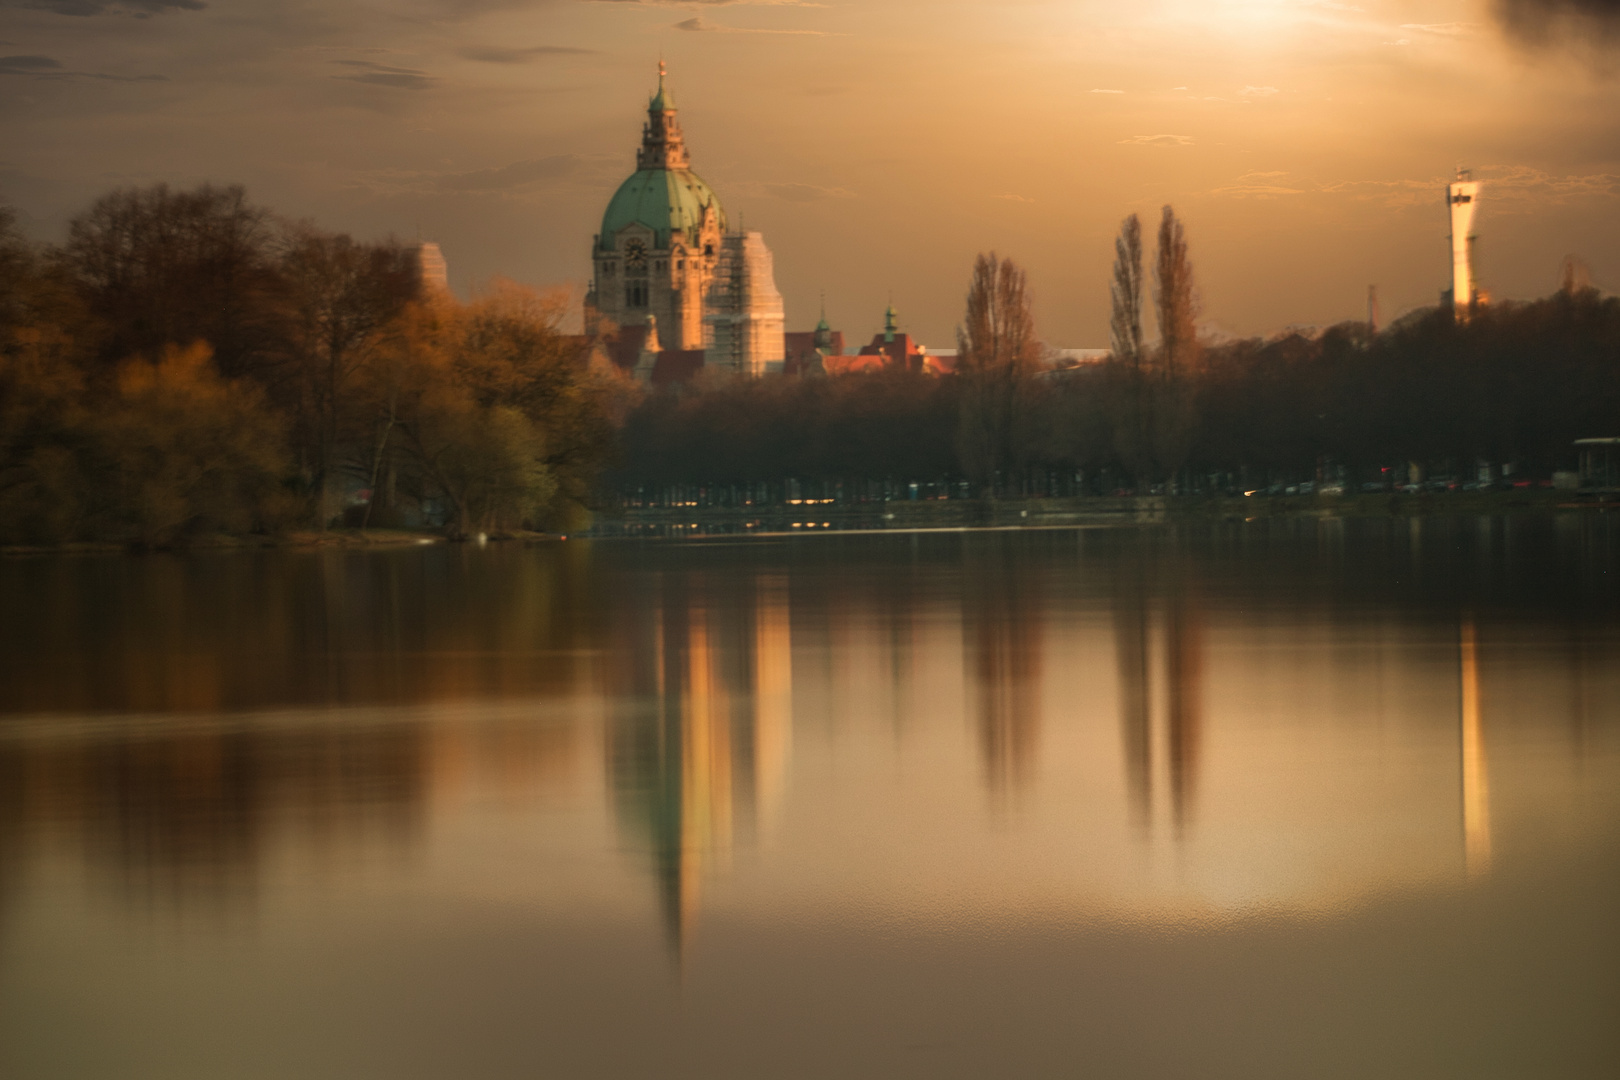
[1110,213,1146,369]
[95,342,290,546]
[276,226,419,524]
[956,252,1041,496]
[453,281,626,526]
[61,184,280,378]
[1154,205,1199,378]
[1108,213,1152,486]
[356,281,621,535]
[1150,205,1201,485]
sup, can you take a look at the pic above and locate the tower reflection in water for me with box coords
[605,573,792,959]
[1460,616,1491,878]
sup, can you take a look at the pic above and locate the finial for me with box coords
[650,58,673,111]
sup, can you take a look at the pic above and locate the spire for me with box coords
[883,302,897,344]
[651,59,674,112]
[638,60,690,170]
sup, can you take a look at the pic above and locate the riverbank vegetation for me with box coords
[5,184,1618,549]
[1,187,625,547]
[609,209,1619,501]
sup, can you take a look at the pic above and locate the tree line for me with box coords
[5,183,1617,544]
[611,206,1620,499]
[0,185,624,546]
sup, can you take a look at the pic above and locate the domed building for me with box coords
[587,65,784,379]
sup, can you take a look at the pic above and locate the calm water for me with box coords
[1,518,1618,1079]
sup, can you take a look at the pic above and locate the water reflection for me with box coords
[0,517,1614,936]
[1459,617,1491,877]
[0,718,427,911]
[605,572,793,957]
[964,542,1042,798]
[1112,549,1205,835]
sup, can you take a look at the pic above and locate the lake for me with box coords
[1,517,1617,1079]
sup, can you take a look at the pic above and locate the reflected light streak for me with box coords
[1460,617,1492,878]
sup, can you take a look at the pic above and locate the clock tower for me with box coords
[586,64,726,351]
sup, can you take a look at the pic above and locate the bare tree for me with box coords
[1110,213,1146,370]
[1154,205,1199,378]
[1108,214,1151,486]
[1150,205,1200,487]
[62,184,279,378]
[956,252,1041,497]
[277,226,419,525]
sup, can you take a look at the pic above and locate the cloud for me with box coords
[1119,134,1194,146]
[0,55,62,73]
[1320,166,1620,209]
[1090,88,1124,94]
[1239,85,1279,96]
[1210,170,1301,197]
[1493,0,1620,49]
[674,16,831,32]
[993,192,1035,203]
[0,53,166,80]
[437,156,584,192]
[331,59,437,90]
[1469,164,1620,207]
[1398,22,1478,36]
[458,44,596,63]
[10,0,203,13]
[1212,183,1304,197]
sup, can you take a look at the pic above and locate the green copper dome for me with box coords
[599,169,725,252]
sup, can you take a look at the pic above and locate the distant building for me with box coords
[704,231,786,377]
[853,304,931,373]
[415,241,449,294]
[784,314,845,377]
[586,64,787,384]
[1446,169,1482,321]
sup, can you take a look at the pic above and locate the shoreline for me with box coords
[0,528,544,558]
[592,488,1611,537]
[4,491,1610,555]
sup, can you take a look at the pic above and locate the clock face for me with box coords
[624,239,648,268]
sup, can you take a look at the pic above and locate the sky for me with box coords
[1,0,1617,348]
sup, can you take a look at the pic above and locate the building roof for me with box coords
[600,169,724,251]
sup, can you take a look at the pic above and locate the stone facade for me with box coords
[586,67,726,353]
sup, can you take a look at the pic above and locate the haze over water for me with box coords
[1,518,1618,1079]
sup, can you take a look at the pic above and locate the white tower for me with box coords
[703,232,786,377]
[1447,170,1481,321]
[415,241,449,294]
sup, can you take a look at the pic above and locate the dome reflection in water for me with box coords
[0,517,1617,1079]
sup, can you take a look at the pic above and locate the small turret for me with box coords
[638,61,690,171]
[883,303,898,344]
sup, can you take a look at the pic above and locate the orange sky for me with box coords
[2,0,1617,347]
